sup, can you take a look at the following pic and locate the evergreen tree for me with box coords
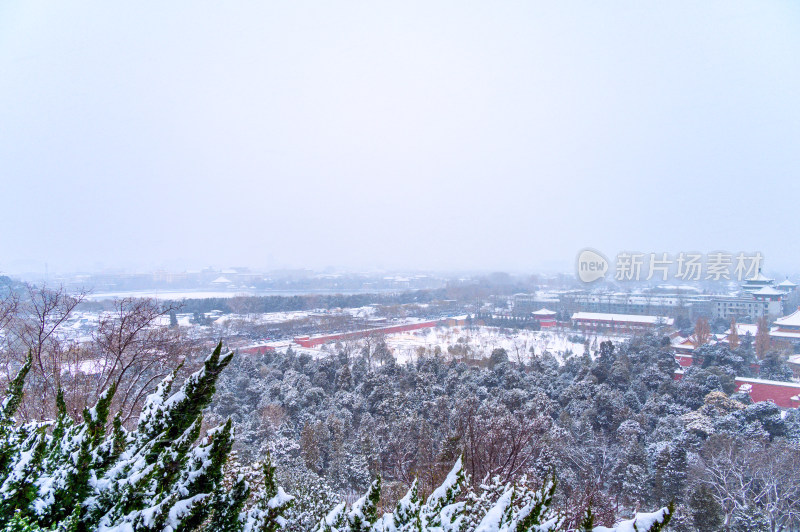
[348,477,381,532]
[759,350,793,381]
[422,457,466,529]
[393,479,422,531]
[317,458,671,532]
[0,343,292,532]
[242,453,295,532]
[688,484,723,531]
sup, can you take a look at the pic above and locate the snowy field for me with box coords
[383,326,622,364]
[305,326,626,365]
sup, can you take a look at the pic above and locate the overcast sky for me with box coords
[1,1,799,275]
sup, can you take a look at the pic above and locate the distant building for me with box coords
[752,286,785,301]
[711,296,776,321]
[562,291,704,319]
[532,308,557,328]
[777,278,799,314]
[742,270,774,294]
[571,312,673,333]
[777,278,797,293]
[788,354,800,378]
[715,270,786,319]
[512,293,557,314]
[769,307,800,345]
[722,322,758,341]
[671,336,698,367]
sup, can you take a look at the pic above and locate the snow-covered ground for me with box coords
[382,326,624,364]
[248,325,627,364]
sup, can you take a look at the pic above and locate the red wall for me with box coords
[674,370,800,408]
[735,378,800,409]
[293,320,440,347]
[239,345,276,355]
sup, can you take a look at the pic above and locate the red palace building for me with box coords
[572,312,674,333]
[532,308,557,328]
[770,307,800,345]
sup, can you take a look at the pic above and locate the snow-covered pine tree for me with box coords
[0,353,31,476]
[0,342,292,532]
[322,458,672,532]
[577,506,595,532]
[507,474,562,532]
[33,384,119,525]
[578,500,673,532]
[421,457,466,530]
[472,474,562,532]
[241,452,295,532]
[318,501,348,532]
[461,474,510,531]
[280,470,338,532]
[66,342,237,531]
[316,477,381,532]
[392,479,421,531]
[380,458,466,532]
[473,487,514,532]
[390,460,466,531]
[348,477,381,532]
[208,473,251,532]
[0,353,48,527]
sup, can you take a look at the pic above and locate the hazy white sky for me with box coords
[2,2,799,274]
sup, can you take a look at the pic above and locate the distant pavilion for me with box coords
[532,308,557,328]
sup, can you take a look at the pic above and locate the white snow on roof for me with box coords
[532,308,556,316]
[769,328,800,339]
[752,286,783,296]
[735,376,800,389]
[746,271,773,282]
[571,312,674,326]
[777,278,797,287]
[211,276,233,284]
[774,308,800,327]
[725,323,758,336]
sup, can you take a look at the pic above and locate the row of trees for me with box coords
[168,292,448,319]
[693,315,794,368]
